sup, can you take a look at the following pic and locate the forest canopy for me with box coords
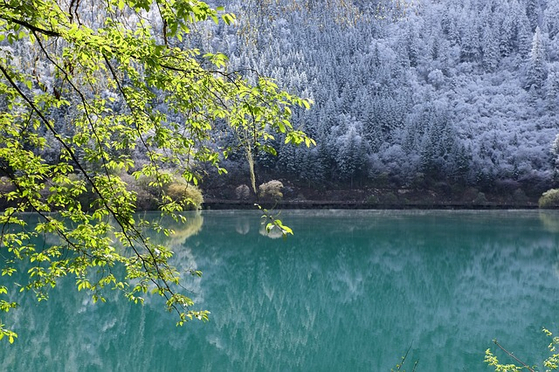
[0,0,312,343]
[194,0,559,197]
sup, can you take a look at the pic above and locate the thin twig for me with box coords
[493,339,535,372]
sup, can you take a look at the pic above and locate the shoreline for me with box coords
[202,199,541,210]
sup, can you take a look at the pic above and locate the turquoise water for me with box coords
[2,210,559,371]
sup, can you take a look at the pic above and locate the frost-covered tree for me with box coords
[546,65,559,110]
[525,26,547,90]
[543,0,559,41]
[331,115,367,185]
[525,0,540,32]
[176,0,559,193]
[482,25,500,72]
[460,15,480,63]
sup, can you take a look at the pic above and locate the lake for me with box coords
[2,210,559,371]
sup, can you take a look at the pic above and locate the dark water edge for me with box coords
[203,199,540,210]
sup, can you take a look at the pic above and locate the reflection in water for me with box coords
[258,223,284,239]
[147,211,204,245]
[539,210,559,233]
[235,216,250,235]
[149,212,205,303]
[2,210,559,371]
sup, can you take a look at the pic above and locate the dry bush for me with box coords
[130,171,203,210]
[166,182,204,210]
[0,176,14,194]
[258,180,284,201]
[235,184,251,200]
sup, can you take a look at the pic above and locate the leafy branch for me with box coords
[0,0,313,342]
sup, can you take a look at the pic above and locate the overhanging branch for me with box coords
[0,16,61,37]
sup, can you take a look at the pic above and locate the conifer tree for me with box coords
[543,1,559,41]
[482,25,500,72]
[525,0,540,32]
[525,26,547,90]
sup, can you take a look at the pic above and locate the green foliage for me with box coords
[0,0,313,342]
[543,329,559,371]
[485,332,559,372]
[484,349,526,372]
[257,204,293,238]
[539,189,559,208]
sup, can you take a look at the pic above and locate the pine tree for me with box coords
[406,25,421,67]
[482,26,500,72]
[525,26,547,91]
[544,1,559,41]
[525,0,540,32]
[363,103,384,153]
[336,124,366,186]
[545,68,559,110]
[460,13,481,63]
[499,14,516,57]
[517,11,533,58]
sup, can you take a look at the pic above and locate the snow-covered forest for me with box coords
[7,0,559,200]
[191,0,559,198]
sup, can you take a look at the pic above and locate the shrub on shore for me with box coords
[235,184,251,200]
[258,180,284,201]
[539,189,559,209]
[131,171,204,210]
[166,181,204,210]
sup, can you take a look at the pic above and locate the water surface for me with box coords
[2,210,559,371]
